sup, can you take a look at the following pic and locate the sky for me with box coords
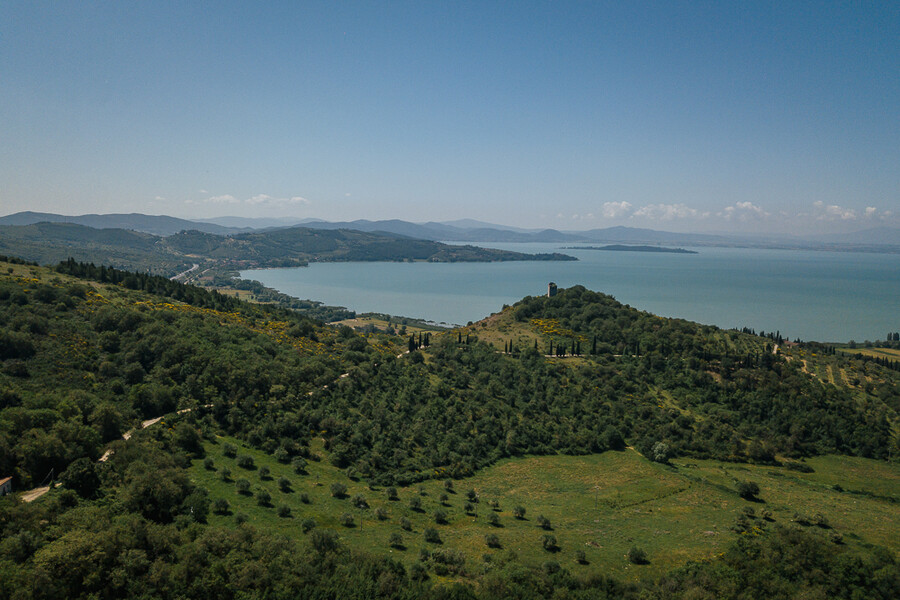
[1,1,898,233]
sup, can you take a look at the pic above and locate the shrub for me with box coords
[542,534,558,552]
[212,498,230,515]
[575,549,587,564]
[256,490,272,507]
[278,477,291,492]
[389,532,404,549]
[340,513,354,527]
[219,467,231,482]
[627,546,648,564]
[537,515,552,530]
[235,479,251,495]
[273,447,290,463]
[466,489,478,502]
[310,530,340,554]
[258,466,271,480]
[424,527,442,543]
[543,560,560,574]
[352,494,369,509]
[439,493,449,505]
[301,518,317,533]
[237,455,255,469]
[513,505,526,519]
[375,506,389,521]
[409,496,422,511]
[737,480,760,500]
[434,509,448,524]
[444,479,454,492]
[400,517,412,531]
[277,505,291,518]
[234,513,247,525]
[292,457,308,474]
[299,492,310,504]
[464,502,474,514]
[485,533,501,548]
[386,486,399,501]
[409,562,428,581]
[489,499,500,511]
[488,513,501,527]
[203,457,215,471]
[330,482,348,498]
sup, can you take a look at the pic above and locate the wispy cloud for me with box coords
[601,201,633,218]
[812,200,856,221]
[632,203,709,221]
[189,193,311,207]
[719,201,771,221]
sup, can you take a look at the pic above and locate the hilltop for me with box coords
[0,260,897,599]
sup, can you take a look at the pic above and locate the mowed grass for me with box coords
[190,437,900,581]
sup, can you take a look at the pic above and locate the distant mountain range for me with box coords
[0,221,574,276]
[2,211,899,251]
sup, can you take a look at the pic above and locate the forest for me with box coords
[0,258,897,599]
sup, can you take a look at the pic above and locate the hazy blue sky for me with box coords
[2,1,897,233]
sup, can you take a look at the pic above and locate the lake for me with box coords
[243,244,900,342]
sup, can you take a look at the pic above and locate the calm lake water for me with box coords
[243,244,900,342]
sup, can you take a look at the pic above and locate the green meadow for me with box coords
[190,435,899,582]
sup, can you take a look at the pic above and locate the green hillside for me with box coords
[1,260,898,599]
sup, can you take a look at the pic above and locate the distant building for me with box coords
[547,282,557,297]
[0,477,11,496]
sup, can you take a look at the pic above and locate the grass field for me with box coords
[189,436,900,582]
[841,347,900,360]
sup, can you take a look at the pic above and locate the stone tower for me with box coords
[547,282,557,297]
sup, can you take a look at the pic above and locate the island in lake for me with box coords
[563,244,698,254]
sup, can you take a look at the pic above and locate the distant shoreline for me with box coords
[562,244,698,254]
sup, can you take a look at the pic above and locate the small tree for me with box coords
[223,443,237,458]
[212,498,230,515]
[236,455,255,469]
[737,480,760,500]
[299,492,310,504]
[575,549,587,564]
[542,534,558,552]
[235,479,251,495]
[352,494,369,509]
[278,477,291,492]
[444,479,454,492]
[537,515,552,530]
[409,496,422,511]
[434,509,448,524]
[310,530,339,554]
[513,505,526,519]
[485,533,501,548]
[651,442,670,464]
[330,482,347,498]
[466,489,478,503]
[256,489,271,507]
[464,502,475,515]
[424,527,442,544]
[386,486,399,501]
[627,546,648,564]
[389,532,404,549]
[258,466,271,480]
[399,517,412,531]
[340,513,354,527]
[301,518,317,533]
[292,457,308,474]
[375,506,389,521]
[439,493,449,505]
[277,505,291,518]
[203,457,215,471]
[488,513,501,527]
[219,467,231,482]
